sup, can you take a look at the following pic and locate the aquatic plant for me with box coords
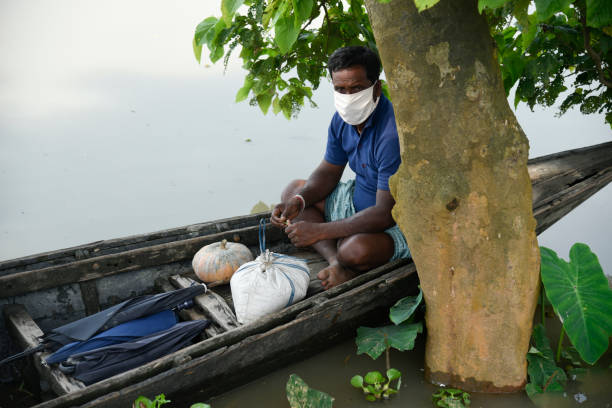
[350,369,401,401]
[286,374,334,408]
[352,288,422,401]
[526,243,612,400]
[432,388,471,407]
[132,394,170,408]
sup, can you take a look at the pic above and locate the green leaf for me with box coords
[133,396,153,408]
[526,324,567,392]
[210,45,225,63]
[257,92,273,114]
[192,38,203,64]
[221,0,245,27]
[356,322,423,360]
[350,375,364,388]
[194,17,218,46]
[414,0,441,12]
[540,244,612,364]
[478,0,510,14]
[389,288,422,325]
[236,77,254,102]
[386,368,401,381]
[364,371,384,384]
[293,0,314,29]
[286,374,334,408]
[534,0,573,22]
[275,15,300,54]
[190,404,211,408]
[272,96,282,114]
[525,382,543,398]
[365,394,377,402]
[586,0,612,28]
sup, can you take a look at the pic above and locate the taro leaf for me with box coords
[527,324,567,393]
[356,322,422,360]
[275,15,300,54]
[540,244,612,364]
[389,288,422,325]
[286,374,334,408]
[414,0,441,12]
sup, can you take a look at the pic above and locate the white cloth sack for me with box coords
[230,250,310,325]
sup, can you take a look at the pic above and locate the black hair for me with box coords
[327,46,381,84]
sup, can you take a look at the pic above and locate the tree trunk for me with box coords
[365,0,540,392]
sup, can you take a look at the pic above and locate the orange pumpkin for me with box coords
[192,239,253,283]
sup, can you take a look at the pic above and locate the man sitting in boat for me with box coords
[271,46,411,289]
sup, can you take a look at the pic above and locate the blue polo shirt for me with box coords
[324,95,401,212]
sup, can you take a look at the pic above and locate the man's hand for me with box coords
[285,221,324,247]
[270,196,304,228]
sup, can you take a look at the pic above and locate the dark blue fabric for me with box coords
[324,95,401,212]
[46,310,178,364]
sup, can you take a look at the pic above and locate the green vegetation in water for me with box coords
[432,388,471,408]
[350,369,401,402]
[526,243,612,402]
[132,394,210,408]
[352,288,423,401]
[286,374,334,408]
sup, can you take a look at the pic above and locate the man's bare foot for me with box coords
[317,262,357,290]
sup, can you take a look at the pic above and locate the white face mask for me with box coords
[333,83,380,126]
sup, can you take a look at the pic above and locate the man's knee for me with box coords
[337,235,371,270]
[281,179,306,202]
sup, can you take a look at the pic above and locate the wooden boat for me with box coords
[1,141,611,408]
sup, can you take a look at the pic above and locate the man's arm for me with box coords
[270,159,345,227]
[285,189,396,247]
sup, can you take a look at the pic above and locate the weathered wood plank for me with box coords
[534,168,612,234]
[0,224,285,298]
[78,281,100,316]
[0,212,269,275]
[77,264,420,408]
[2,304,85,396]
[168,275,239,332]
[32,259,410,408]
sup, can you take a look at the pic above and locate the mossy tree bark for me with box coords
[365,0,541,392]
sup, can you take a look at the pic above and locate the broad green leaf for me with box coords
[257,92,273,114]
[586,0,612,28]
[531,324,555,361]
[414,0,440,12]
[364,371,384,384]
[221,0,245,27]
[534,0,573,22]
[356,322,422,360]
[194,17,218,46]
[527,324,567,392]
[210,45,225,63]
[525,382,543,398]
[350,375,363,388]
[192,38,202,64]
[293,0,314,29]
[521,19,538,51]
[272,96,282,114]
[190,404,211,408]
[540,244,612,364]
[235,76,254,102]
[478,0,510,13]
[286,374,334,408]
[386,368,401,381]
[513,0,531,27]
[389,288,422,325]
[132,396,153,408]
[275,15,300,54]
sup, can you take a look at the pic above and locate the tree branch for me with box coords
[322,2,330,55]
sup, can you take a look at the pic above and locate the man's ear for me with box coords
[373,80,382,100]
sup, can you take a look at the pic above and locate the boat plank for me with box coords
[3,304,85,396]
[168,275,239,332]
[0,212,269,274]
[0,224,285,298]
[78,281,100,316]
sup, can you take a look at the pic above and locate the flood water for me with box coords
[1,1,611,407]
